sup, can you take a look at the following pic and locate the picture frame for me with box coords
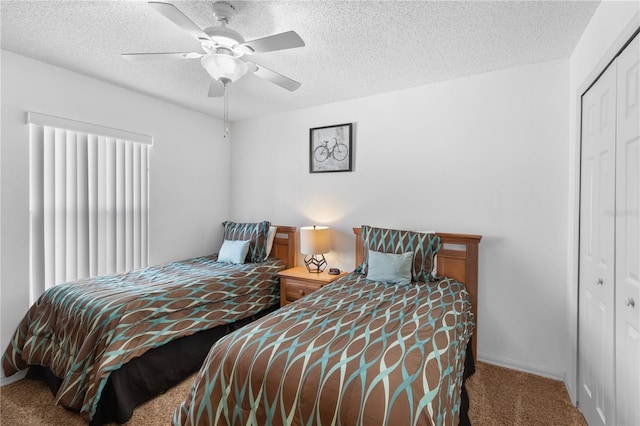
[309,123,353,173]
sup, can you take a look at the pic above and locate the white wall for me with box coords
[566,0,640,403]
[230,59,571,378]
[0,50,231,380]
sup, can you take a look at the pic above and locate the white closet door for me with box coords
[615,32,640,426]
[579,59,617,426]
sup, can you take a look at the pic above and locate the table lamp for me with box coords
[300,225,330,273]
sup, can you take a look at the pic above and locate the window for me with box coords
[27,112,152,302]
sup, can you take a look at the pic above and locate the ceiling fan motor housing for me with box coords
[202,26,245,55]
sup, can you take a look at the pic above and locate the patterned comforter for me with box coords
[174,272,474,426]
[2,255,284,422]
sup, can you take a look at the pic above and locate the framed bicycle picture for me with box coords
[309,123,353,173]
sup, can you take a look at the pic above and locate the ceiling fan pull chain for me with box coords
[223,82,230,138]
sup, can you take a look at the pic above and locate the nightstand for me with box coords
[278,266,348,307]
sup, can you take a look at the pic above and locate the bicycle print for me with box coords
[309,123,353,173]
[313,138,349,163]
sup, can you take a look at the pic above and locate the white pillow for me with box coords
[218,239,251,264]
[264,226,277,258]
[366,250,413,285]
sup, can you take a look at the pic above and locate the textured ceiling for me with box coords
[1,1,599,122]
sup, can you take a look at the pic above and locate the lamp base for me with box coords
[304,254,327,273]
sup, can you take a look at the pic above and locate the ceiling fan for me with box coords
[122,1,305,97]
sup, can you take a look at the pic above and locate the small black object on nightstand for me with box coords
[328,268,340,275]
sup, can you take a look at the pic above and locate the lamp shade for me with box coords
[201,54,248,83]
[300,226,330,255]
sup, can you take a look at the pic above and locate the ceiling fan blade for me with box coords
[248,62,301,92]
[148,2,210,42]
[240,31,305,54]
[121,52,203,60]
[208,78,225,97]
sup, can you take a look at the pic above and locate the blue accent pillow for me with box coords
[366,250,413,285]
[218,239,251,264]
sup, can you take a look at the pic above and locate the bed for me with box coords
[174,225,481,426]
[1,222,297,425]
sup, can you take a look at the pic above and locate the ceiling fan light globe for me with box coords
[201,54,248,83]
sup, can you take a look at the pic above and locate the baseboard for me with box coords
[477,353,566,382]
[565,376,577,405]
[0,370,26,386]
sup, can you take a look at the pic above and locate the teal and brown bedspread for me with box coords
[173,272,474,426]
[2,255,284,422]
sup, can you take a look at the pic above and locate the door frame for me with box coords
[570,17,640,405]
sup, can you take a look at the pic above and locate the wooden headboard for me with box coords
[269,226,297,269]
[353,227,481,361]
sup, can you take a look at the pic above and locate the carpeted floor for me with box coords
[0,361,586,425]
[466,362,586,426]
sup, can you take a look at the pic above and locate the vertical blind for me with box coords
[27,112,152,302]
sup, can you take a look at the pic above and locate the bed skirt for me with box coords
[460,337,475,426]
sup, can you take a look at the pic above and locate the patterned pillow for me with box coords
[222,220,271,263]
[360,225,441,282]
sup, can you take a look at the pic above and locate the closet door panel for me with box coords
[579,61,617,426]
[615,32,639,426]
